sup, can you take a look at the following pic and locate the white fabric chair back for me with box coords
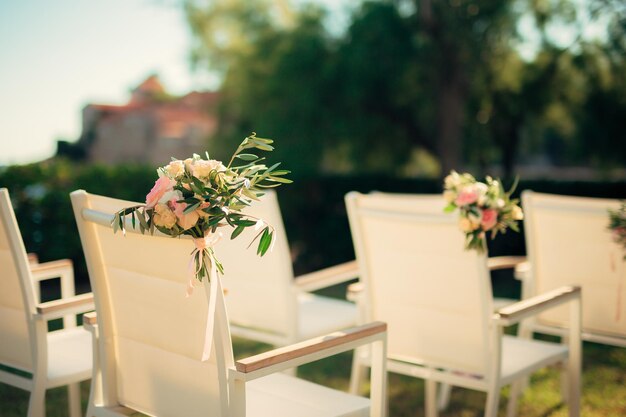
[523,191,625,339]
[0,188,35,372]
[346,191,493,375]
[71,191,232,417]
[214,190,297,339]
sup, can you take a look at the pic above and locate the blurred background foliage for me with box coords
[185,0,626,179]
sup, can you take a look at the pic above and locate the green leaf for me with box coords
[271,170,291,176]
[233,219,256,227]
[443,203,457,213]
[267,176,293,184]
[183,202,200,214]
[235,153,259,161]
[257,229,273,256]
[231,225,245,240]
[254,143,274,152]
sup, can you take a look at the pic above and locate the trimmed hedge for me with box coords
[1,161,625,293]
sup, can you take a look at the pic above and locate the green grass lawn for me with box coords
[1,338,624,416]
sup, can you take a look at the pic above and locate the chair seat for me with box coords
[47,326,92,387]
[297,293,358,340]
[501,335,568,384]
[247,372,369,417]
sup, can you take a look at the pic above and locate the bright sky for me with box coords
[0,0,213,166]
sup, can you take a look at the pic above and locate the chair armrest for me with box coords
[30,259,74,282]
[83,312,98,331]
[294,260,359,292]
[346,282,364,302]
[494,285,581,326]
[28,252,39,264]
[35,292,95,321]
[233,321,386,380]
[487,256,527,271]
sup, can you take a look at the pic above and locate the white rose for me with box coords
[165,160,185,179]
[444,171,461,189]
[153,204,177,228]
[192,159,226,178]
[476,182,488,205]
[443,190,456,203]
[512,205,524,220]
[459,217,475,233]
[468,212,482,229]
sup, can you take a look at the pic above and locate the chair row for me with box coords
[1,187,623,416]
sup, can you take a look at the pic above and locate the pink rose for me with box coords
[171,199,200,230]
[455,186,479,206]
[481,209,498,231]
[145,177,176,208]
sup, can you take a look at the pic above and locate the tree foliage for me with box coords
[184,0,626,179]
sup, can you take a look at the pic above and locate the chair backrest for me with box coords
[0,188,36,372]
[345,191,494,376]
[71,190,233,417]
[214,190,297,339]
[522,191,626,341]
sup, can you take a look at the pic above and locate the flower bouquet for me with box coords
[443,170,523,252]
[608,202,626,259]
[112,133,292,283]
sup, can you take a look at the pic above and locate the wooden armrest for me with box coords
[30,259,74,281]
[513,261,531,281]
[495,285,581,325]
[35,293,95,320]
[83,312,98,326]
[294,260,359,292]
[235,321,386,374]
[346,282,364,302]
[487,256,527,271]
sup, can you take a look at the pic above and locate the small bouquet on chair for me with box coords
[608,201,626,260]
[112,133,292,287]
[443,171,523,252]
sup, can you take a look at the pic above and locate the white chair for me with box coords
[71,189,388,417]
[521,191,626,346]
[345,191,581,417]
[349,191,527,410]
[211,189,360,347]
[0,188,94,417]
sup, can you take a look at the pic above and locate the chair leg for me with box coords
[349,348,367,395]
[484,388,500,417]
[506,381,522,417]
[437,382,451,411]
[68,382,82,417]
[27,385,46,417]
[425,379,438,417]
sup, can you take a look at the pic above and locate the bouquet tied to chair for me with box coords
[443,171,523,252]
[112,133,292,289]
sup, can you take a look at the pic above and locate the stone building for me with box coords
[59,75,219,165]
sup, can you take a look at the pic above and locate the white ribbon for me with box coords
[201,263,222,361]
[185,233,223,361]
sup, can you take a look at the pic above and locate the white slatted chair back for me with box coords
[0,189,35,372]
[214,190,297,340]
[71,190,232,417]
[345,191,494,376]
[522,191,626,344]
